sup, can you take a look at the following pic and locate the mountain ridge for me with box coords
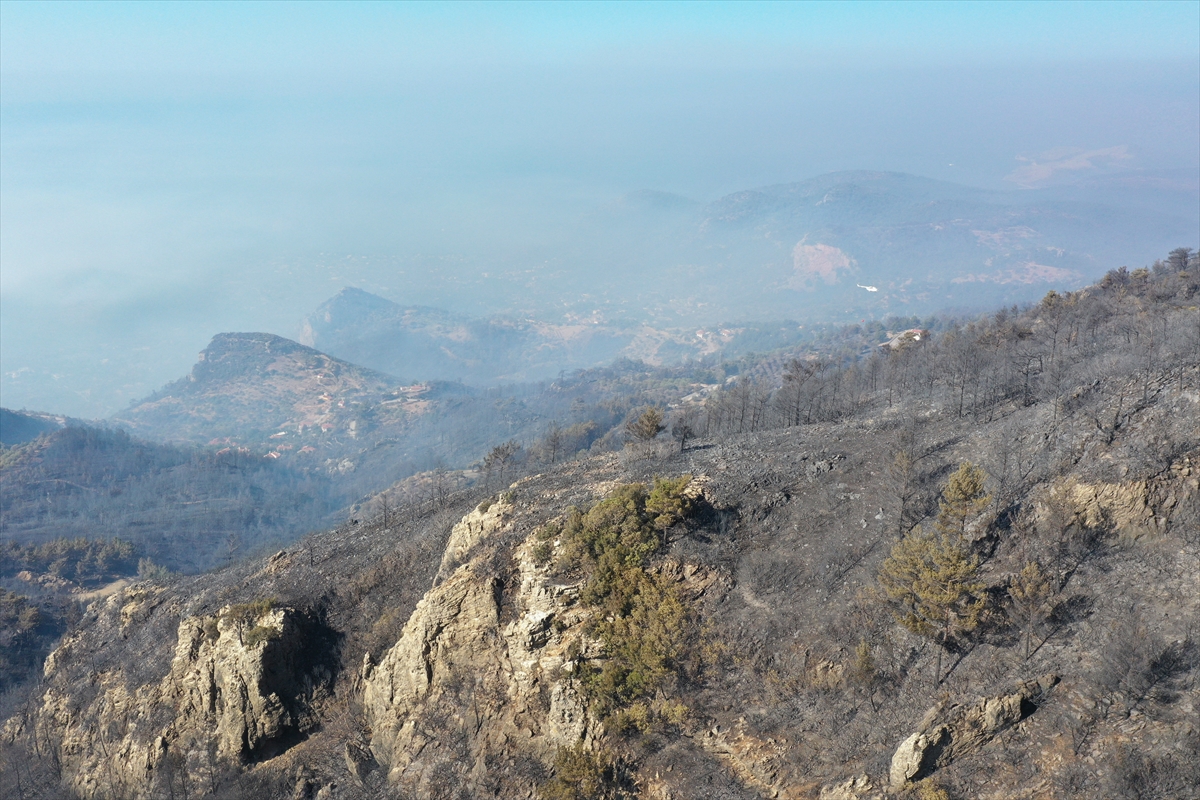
[114,331,407,446]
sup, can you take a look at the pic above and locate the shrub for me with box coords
[222,598,277,626]
[555,478,701,733]
[539,743,621,800]
[850,639,877,686]
[532,542,554,568]
[137,558,172,582]
[645,474,694,533]
[221,598,281,647]
[243,624,280,648]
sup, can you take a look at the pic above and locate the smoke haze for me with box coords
[2,1,1198,416]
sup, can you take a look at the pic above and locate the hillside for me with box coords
[0,409,67,447]
[105,330,701,503]
[2,250,1196,799]
[0,425,343,574]
[114,332,409,445]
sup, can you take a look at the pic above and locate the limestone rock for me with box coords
[888,674,1059,789]
[436,494,514,581]
[1052,477,1160,535]
[888,727,949,790]
[819,774,878,800]
[344,741,376,785]
[361,503,592,796]
[34,591,330,799]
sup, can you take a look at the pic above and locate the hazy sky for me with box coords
[2,1,1199,417]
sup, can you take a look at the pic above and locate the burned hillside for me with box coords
[1,250,1198,799]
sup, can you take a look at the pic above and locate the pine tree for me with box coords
[1009,561,1056,659]
[879,462,991,682]
[878,527,986,682]
[625,407,665,443]
[934,462,991,538]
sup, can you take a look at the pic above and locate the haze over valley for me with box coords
[1,4,1199,799]
[3,4,1198,417]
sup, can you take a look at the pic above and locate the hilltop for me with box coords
[114,332,408,446]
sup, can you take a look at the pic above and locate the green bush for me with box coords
[532,541,554,567]
[243,624,280,648]
[137,558,172,582]
[554,477,700,734]
[222,598,277,626]
[645,474,694,532]
[539,743,621,800]
[535,521,562,542]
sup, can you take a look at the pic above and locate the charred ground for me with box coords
[1,250,1197,799]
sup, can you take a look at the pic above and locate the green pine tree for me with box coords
[879,463,989,685]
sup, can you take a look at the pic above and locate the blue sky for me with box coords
[4,2,1198,81]
[2,1,1198,416]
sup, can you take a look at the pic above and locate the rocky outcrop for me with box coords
[819,774,879,800]
[1050,457,1199,539]
[435,494,514,580]
[1057,478,1158,535]
[889,727,950,790]
[888,674,1059,790]
[361,494,594,797]
[695,719,808,799]
[164,603,323,761]
[28,590,330,799]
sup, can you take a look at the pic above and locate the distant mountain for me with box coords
[300,288,782,385]
[114,332,410,446]
[688,170,1195,311]
[109,330,642,499]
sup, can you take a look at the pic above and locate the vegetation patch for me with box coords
[555,476,699,732]
[878,462,990,682]
[221,598,282,648]
[538,476,701,797]
[0,591,59,693]
[539,742,628,800]
[0,537,137,586]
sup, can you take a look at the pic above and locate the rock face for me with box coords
[165,605,317,761]
[436,495,514,580]
[29,590,330,799]
[361,493,594,796]
[888,674,1060,790]
[819,774,878,800]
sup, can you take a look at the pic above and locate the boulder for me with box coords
[888,674,1059,789]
